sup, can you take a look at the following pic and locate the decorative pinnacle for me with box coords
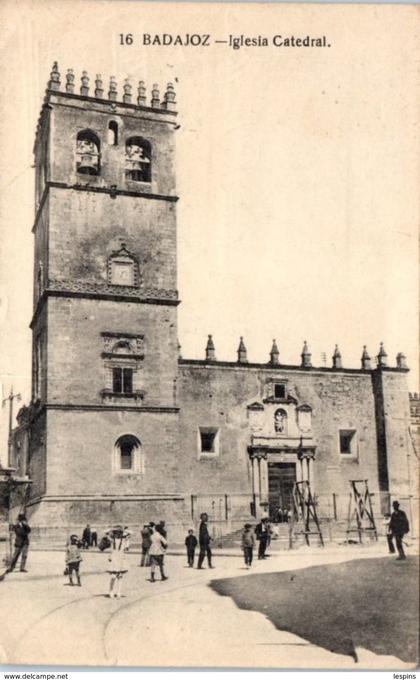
[205,335,216,362]
[95,74,104,98]
[65,69,75,93]
[332,344,342,369]
[123,78,132,104]
[108,76,118,101]
[237,337,248,363]
[80,71,89,96]
[301,341,312,368]
[377,342,388,367]
[396,352,408,369]
[270,339,279,365]
[48,62,60,91]
[44,66,177,113]
[151,83,160,108]
[361,345,371,370]
[163,82,176,111]
[137,80,147,106]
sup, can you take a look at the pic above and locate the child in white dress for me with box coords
[107,526,130,598]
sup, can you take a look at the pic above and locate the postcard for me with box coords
[0,0,418,670]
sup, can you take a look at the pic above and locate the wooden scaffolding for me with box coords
[291,480,324,547]
[346,479,378,543]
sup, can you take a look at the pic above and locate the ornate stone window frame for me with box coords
[100,332,144,402]
[107,243,140,288]
[263,378,296,404]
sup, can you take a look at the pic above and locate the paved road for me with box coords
[0,543,414,669]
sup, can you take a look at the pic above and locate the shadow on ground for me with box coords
[210,556,419,663]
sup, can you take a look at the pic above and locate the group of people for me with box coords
[240,517,273,567]
[2,501,411,590]
[81,524,98,549]
[141,513,214,570]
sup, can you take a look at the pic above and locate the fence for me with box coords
[190,491,419,542]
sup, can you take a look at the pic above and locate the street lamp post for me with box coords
[2,386,21,467]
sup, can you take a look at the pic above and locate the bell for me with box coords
[77,153,99,175]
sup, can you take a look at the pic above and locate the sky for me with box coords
[0,0,418,463]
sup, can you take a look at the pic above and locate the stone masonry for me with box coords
[10,64,414,542]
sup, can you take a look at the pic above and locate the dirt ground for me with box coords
[211,555,419,664]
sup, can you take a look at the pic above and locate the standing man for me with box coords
[255,517,269,559]
[140,524,152,567]
[7,513,31,573]
[90,527,98,548]
[389,500,410,560]
[197,512,214,569]
[82,524,91,549]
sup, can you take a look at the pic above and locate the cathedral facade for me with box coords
[11,64,413,540]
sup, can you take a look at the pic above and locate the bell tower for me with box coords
[28,63,183,535]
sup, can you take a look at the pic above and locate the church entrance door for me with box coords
[268,462,296,521]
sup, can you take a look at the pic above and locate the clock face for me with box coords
[111,262,134,286]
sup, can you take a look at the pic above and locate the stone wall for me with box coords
[178,362,390,505]
[49,97,176,197]
[45,408,180,497]
[46,296,178,407]
[47,189,177,294]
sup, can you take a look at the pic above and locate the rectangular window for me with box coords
[274,383,286,399]
[339,429,357,455]
[198,427,220,456]
[123,368,133,393]
[112,367,133,394]
[113,367,122,393]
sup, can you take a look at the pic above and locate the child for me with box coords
[65,534,82,586]
[149,526,168,582]
[383,513,395,554]
[123,526,131,552]
[107,526,130,598]
[185,529,198,567]
[241,523,256,568]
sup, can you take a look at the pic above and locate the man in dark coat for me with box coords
[255,517,269,559]
[197,513,214,569]
[8,513,31,572]
[140,524,152,567]
[389,500,410,560]
[82,524,91,549]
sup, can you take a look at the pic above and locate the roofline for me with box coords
[178,358,409,375]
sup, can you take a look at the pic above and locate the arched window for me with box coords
[114,434,142,473]
[274,408,288,434]
[76,129,100,175]
[125,136,151,182]
[108,121,118,145]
